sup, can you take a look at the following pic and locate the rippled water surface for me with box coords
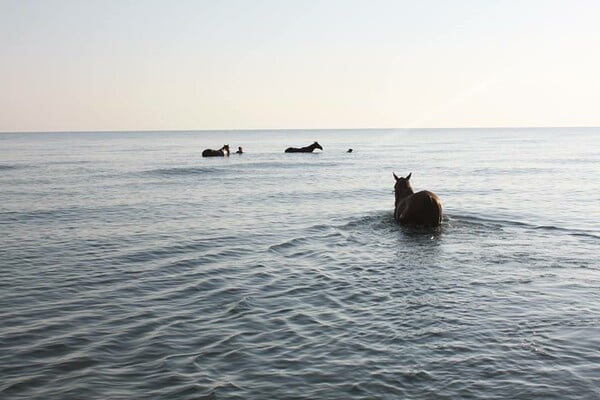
[1,128,599,399]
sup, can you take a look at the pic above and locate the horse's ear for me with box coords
[406,172,412,180]
[393,172,400,181]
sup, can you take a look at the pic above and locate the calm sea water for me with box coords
[1,128,599,399]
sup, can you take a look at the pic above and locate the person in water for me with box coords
[347,149,353,153]
[236,147,243,154]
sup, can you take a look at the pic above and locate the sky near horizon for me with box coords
[1,0,600,132]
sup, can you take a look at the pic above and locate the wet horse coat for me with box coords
[202,145,230,157]
[285,141,323,153]
[393,173,442,227]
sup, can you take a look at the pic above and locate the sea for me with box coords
[1,128,599,399]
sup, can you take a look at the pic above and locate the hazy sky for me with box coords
[1,0,599,131]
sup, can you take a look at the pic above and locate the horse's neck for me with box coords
[395,188,414,203]
[308,144,316,150]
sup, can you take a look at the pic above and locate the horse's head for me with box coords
[222,144,230,153]
[393,172,413,203]
[313,141,323,151]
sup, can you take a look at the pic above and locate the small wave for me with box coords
[225,296,255,315]
[472,167,553,175]
[268,237,311,253]
[531,225,600,239]
[448,214,600,239]
[339,211,398,231]
[239,161,340,169]
[145,161,341,178]
[43,160,94,166]
[0,164,20,171]
[332,211,599,241]
[53,356,97,372]
[448,213,527,227]
[0,205,129,224]
[145,167,224,176]
[113,236,240,264]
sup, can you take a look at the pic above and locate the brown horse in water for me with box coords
[202,144,230,157]
[285,141,323,153]
[393,172,442,227]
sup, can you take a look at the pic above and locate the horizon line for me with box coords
[1,125,599,134]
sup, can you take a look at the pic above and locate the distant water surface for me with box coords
[1,128,599,399]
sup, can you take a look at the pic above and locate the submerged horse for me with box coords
[284,141,323,153]
[202,144,230,157]
[393,172,442,227]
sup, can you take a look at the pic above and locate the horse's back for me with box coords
[413,190,442,227]
[285,147,306,153]
[202,149,220,157]
[398,190,443,227]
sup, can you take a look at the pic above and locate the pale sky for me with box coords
[1,0,599,132]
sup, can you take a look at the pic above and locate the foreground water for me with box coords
[1,128,599,399]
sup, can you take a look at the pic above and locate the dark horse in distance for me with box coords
[393,172,442,227]
[202,144,230,157]
[284,141,323,153]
